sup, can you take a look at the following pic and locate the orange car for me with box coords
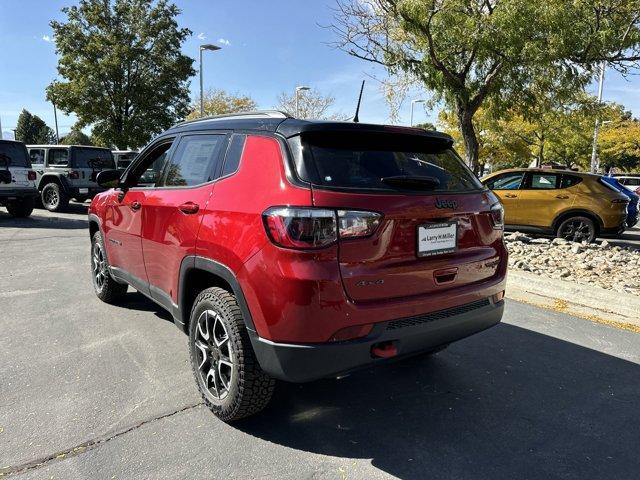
[481,169,629,242]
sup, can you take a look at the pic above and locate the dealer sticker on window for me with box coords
[417,221,457,257]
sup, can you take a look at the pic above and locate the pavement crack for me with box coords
[0,402,204,477]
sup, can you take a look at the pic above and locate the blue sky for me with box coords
[1,0,640,140]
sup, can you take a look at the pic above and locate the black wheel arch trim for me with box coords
[178,256,257,334]
[38,173,72,193]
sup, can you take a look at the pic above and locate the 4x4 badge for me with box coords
[435,198,457,210]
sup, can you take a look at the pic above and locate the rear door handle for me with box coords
[556,195,569,199]
[129,200,141,211]
[504,194,518,198]
[178,202,199,214]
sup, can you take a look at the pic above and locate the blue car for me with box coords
[601,176,639,228]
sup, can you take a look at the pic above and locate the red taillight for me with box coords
[68,170,80,179]
[263,207,337,249]
[262,207,382,249]
[489,202,504,229]
[27,171,37,181]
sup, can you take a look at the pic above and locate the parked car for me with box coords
[27,145,116,211]
[0,140,38,217]
[600,176,639,228]
[112,150,138,170]
[614,175,640,195]
[481,168,629,242]
[88,111,508,422]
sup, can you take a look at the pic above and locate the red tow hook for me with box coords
[371,341,398,359]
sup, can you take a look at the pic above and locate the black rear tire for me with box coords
[6,197,35,218]
[556,216,596,243]
[41,182,69,212]
[189,287,275,422]
[91,231,127,303]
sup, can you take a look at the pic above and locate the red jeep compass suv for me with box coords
[89,111,507,421]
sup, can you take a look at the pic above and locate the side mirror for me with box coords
[96,169,122,188]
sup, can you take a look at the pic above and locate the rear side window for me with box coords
[72,148,115,169]
[49,149,69,166]
[527,173,559,189]
[163,134,225,187]
[299,132,482,192]
[561,174,582,189]
[0,142,31,168]
[221,134,245,177]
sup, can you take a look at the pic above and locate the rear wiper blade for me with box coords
[381,175,441,190]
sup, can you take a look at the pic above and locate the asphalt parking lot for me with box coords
[1,206,639,479]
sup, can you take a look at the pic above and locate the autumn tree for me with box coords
[599,120,640,172]
[14,110,56,144]
[47,0,195,149]
[275,88,348,120]
[331,0,640,173]
[186,89,258,120]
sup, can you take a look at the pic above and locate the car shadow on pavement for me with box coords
[0,211,89,229]
[236,323,639,479]
[114,291,174,322]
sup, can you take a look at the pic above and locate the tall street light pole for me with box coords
[590,61,606,174]
[52,100,60,144]
[410,99,426,127]
[295,86,310,118]
[199,44,221,117]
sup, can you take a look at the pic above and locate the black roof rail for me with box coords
[174,110,292,127]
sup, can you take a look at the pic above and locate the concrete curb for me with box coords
[506,270,640,332]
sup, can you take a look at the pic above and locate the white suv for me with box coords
[0,140,38,218]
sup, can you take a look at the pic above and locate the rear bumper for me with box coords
[250,298,504,382]
[0,187,38,200]
[66,186,105,197]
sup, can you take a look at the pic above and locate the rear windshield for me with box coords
[0,142,31,168]
[72,148,115,169]
[297,132,482,192]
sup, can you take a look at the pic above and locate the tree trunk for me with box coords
[536,135,545,167]
[456,103,480,174]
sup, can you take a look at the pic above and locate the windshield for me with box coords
[298,132,482,192]
[0,142,31,168]
[72,148,115,169]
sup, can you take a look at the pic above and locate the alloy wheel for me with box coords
[44,187,59,209]
[559,219,593,242]
[193,310,234,400]
[92,242,107,292]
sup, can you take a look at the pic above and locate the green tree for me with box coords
[186,89,258,120]
[60,129,92,145]
[275,88,348,120]
[47,0,195,149]
[14,110,56,144]
[414,122,436,131]
[331,0,640,172]
[599,120,640,172]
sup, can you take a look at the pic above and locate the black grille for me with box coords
[386,298,491,330]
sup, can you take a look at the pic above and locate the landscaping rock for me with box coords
[505,233,640,295]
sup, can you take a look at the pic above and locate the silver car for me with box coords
[27,145,116,211]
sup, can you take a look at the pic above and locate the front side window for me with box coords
[29,149,45,165]
[48,149,69,166]
[126,141,174,188]
[486,172,524,190]
[163,134,225,187]
[528,173,559,190]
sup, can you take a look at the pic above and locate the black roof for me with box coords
[165,111,453,145]
[0,139,26,145]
